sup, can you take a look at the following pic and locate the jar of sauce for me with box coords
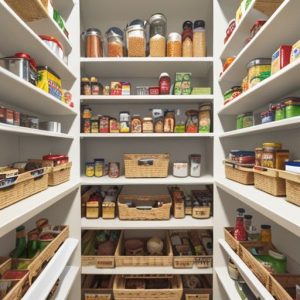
[109,162,120,178]
[94,159,104,177]
[163,111,175,133]
[159,72,171,95]
[142,117,154,133]
[85,162,95,177]
[131,115,142,133]
[82,28,103,57]
[260,224,272,243]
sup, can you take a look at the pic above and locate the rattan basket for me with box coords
[113,275,183,300]
[118,194,172,220]
[253,167,286,196]
[224,227,239,252]
[115,231,173,267]
[184,288,212,300]
[278,170,300,206]
[48,162,72,186]
[81,275,114,300]
[224,161,254,185]
[192,206,211,219]
[0,167,49,209]
[124,154,169,178]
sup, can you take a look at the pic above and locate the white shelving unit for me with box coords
[81,133,214,138]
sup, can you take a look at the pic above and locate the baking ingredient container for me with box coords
[193,20,206,57]
[247,58,271,88]
[224,86,242,104]
[39,35,64,60]
[106,27,124,57]
[271,45,292,75]
[82,28,103,57]
[291,39,300,63]
[119,112,130,133]
[131,115,142,133]
[94,159,105,177]
[167,33,182,57]
[182,21,193,57]
[149,13,167,57]
[142,117,154,133]
[284,98,300,118]
[126,23,146,57]
[173,162,188,177]
[190,154,201,177]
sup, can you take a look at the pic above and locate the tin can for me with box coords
[108,162,120,178]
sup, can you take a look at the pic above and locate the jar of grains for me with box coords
[193,20,206,57]
[149,13,167,57]
[106,27,124,57]
[126,24,146,57]
[182,21,193,57]
[82,28,103,57]
[167,33,182,57]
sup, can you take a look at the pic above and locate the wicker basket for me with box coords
[278,170,300,206]
[192,206,211,219]
[113,275,183,300]
[224,227,239,252]
[115,231,173,267]
[48,162,72,186]
[224,161,254,185]
[124,154,169,178]
[184,288,212,300]
[254,0,284,17]
[81,275,114,300]
[253,167,286,196]
[118,194,172,220]
[0,167,49,209]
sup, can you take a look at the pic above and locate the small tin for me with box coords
[39,121,61,133]
[173,162,188,178]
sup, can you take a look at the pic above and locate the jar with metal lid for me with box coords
[284,98,300,118]
[81,77,91,95]
[131,115,142,133]
[260,224,272,243]
[149,13,167,57]
[167,33,182,57]
[262,142,282,151]
[126,23,146,57]
[82,28,103,57]
[193,20,206,57]
[90,77,102,95]
[243,112,254,128]
[90,117,99,133]
[94,158,105,177]
[173,162,188,177]
[119,111,130,133]
[85,162,95,177]
[255,147,263,166]
[247,58,271,88]
[106,27,124,57]
[163,111,175,133]
[142,117,154,133]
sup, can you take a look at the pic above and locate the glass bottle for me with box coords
[193,20,206,57]
[174,109,186,133]
[27,230,39,258]
[234,208,247,241]
[244,214,253,231]
[182,21,193,57]
[260,224,272,243]
[149,13,167,57]
[81,28,103,57]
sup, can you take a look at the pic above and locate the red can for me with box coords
[148,86,160,95]
[159,73,171,95]
[42,154,69,166]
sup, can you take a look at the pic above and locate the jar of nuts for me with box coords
[167,32,182,57]
[106,27,124,57]
[126,24,146,57]
[149,13,167,57]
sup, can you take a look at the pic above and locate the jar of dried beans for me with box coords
[106,27,124,57]
[193,20,206,57]
[149,13,167,57]
[82,28,103,57]
[126,24,146,57]
[167,33,182,57]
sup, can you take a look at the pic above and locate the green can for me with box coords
[236,114,244,129]
[275,103,285,121]
[243,112,254,128]
[284,99,300,118]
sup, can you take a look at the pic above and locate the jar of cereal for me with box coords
[167,33,182,57]
[106,27,124,57]
[126,23,146,57]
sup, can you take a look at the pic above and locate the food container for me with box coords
[81,77,91,95]
[109,118,119,133]
[126,23,146,57]
[284,98,300,118]
[91,77,102,95]
[142,117,154,133]
[119,112,130,133]
[37,66,62,100]
[82,28,103,57]
[13,111,20,126]
[291,39,300,63]
[185,110,198,133]
[39,35,64,60]
[148,86,160,95]
[173,163,188,178]
[248,20,266,43]
[189,155,201,177]
[224,86,242,105]
[149,13,167,57]
[236,114,244,129]
[81,275,114,300]
[182,21,193,57]
[159,72,171,95]
[3,109,14,125]
[110,81,122,95]
[90,117,99,133]
[243,112,254,128]
[247,58,271,88]
[224,19,236,44]
[263,142,282,151]
[86,199,100,219]
[21,115,39,129]
[223,57,235,72]
[255,148,263,166]
[121,82,131,96]
[131,115,142,133]
[39,121,61,133]
[94,159,105,177]
[275,103,286,121]
[108,162,120,178]
[85,162,95,177]
[100,116,110,133]
[0,52,37,85]
[164,111,175,133]
[106,27,124,57]
[198,103,212,133]
[167,33,182,57]
[261,109,275,124]
[271,45,292,75]
[42,154,69,166]
[193,20,206,57]
[136,86,149,95]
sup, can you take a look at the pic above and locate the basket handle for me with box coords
[135,205,153,210]
[138,159,154,166]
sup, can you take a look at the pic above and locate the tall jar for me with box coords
[182,21,193,57]
[149,13,167,57]
[167,33,182,57]
[82,28,103,57]
[193,20,206,57]
[106,27,124,57]
[126,24,146,57]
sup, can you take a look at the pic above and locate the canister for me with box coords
[261,110,274,124]
[224,86,242,105]
[85,162,95,177]
[82,28,103,57]
[106,27,124,57]
[236,114,244,129]
[94,159,105,177]
[189,154,201,177]
[284,98,300,118]
[86,199,100,219]
[275,103,286,121]
[39,121,61,133]
[39,35,64,60]
[247,58,271,88]
[243,112,254,128]
[126,22,146,57]
[173,162,188,177]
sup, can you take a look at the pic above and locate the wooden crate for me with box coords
[279,170,300,206]
[224,161,254,185]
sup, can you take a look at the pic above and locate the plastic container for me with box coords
[247,58,271,88]
[236,114,244,129]
[106,27,124,57]
[173,162,188,178]
[193,20,206,57]
[149,13,167,57]
[275,103,286,121]
[39,35,64,60]
[126,24,146,57]
[167,33,182,57]
[82,28,103,57]
[224,86,242,105]
[159,72,171,95]
[261,110,275,124]
[243,112,253,128]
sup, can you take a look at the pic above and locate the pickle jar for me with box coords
[167,33,182,57]
[126,23,146,57]
[82,28,103,57]
[149,13,167,57]
[106,27,124,57]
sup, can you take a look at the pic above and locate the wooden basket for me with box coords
[0,167,49,209]
[254,0,284,17]
[118,194,172,220]
[81,275,114,300]
[224,227,239,252]
[48,162,72,186]
[253,167,286,196]
[192,206,211,219]
[113,275,183,300]
[224,161,254,185]
[115,231,173,267]
[184,288,212,300]
[124,154,169,178]
[279,170,300,206]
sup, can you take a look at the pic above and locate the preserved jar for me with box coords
[142,117,154,133]
[119,111,130,133]
[193,20,206,57]
[94,159,105,177]
[260,224,272,243]
[159,72,171,95]
[126,24,146,57]
[82,28,103,57]
[109,118,119,133]
[163,111,175,133]
[90,77,100,95]
[149,13,167,57]
[247,58,271,88]
[167,33,182,57]
[90,117,99,133]
[81,77,91,95]
[85,162,95,177]
[109,162,120,178]
[182,21,193,57]
[106,27,124,57]
[131,115,142,133]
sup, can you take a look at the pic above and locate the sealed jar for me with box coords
[236,114,244,129]
[173,162,188,178]
[109,162,120,178]
[182,21,193,57]
[126,24,146,57]
[82,28,103,57]
[167,33,182,57]
[159,72,171,94]
[163,111,175,133]
[119,111,130,133]
[193,20,206,57]
[149,13,167,57]
[90,77,102,95]
[284,98,300,118]
[94,159,105,177]
[81,77,91,95]
[260,224,272,243]
[90,117,99,133]
[261,109,275,124]
[247,58,271,88]
[190,154,201,177]
[142,117,154,133]
[243,112,254,128]
[85,162,95,177]
[131,115,142,133]
[255,148,263,166]
[106,27,124,57]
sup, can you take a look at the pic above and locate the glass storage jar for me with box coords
[106,27,124,57]
[182,21,193,57]
[167,33,182,57]
[193,20,206,57]
[149,13,167,57]
[247,58,271,88]
[82,28,103,57]
[126,24,146,57]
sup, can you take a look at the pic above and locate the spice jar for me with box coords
[81,77,91,95]
[142,117,154,133]
[149,13,167,57]
[126,24,146,57]
[94,159,105,177]
[82,28,103,57]
[163,111,175,133]
[260,224,272,243]
[193,20,206,57]
[167,33,182,57]
[106,27,124,57]
[131,115,142,133]
[159,72,171,95]
[85,162,95,177]
[182,21,193,57]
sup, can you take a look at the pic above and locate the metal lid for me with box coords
[129,19,145,27]
[159,72,170,79]
[168,32,181,41]
[106,27,124,39]
[149,13,167,24]
[194,20,205,29]
[82,28,102,38]
[126,24,145,33]
[247,58,271,69]
[183,20,193,30]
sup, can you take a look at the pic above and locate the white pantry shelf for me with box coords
[81,266,213,275]
[22,238,79,300]
[220,116,300,138]
[0,67,76,116]
[216,178,300,237]
[80,133,214,138]
[0,181,80,238]
[218,59,300,115]
[81,175,214,186]
[53,0,75,20]
[0,2,75,88]
[80,95,214,104]
[219,239,274,300]
[80,57,213,78]
[0,123,73,139]
[81,216,213,230]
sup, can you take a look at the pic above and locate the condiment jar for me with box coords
[126,23,146,57]
[260,224,272,243]
[142,117,154,133]
[163,111,175,133]
[90,77,101,95]
[159,72,171,95]
[119,111,130,133]
[275,103,286,121]
[149,13,167,57]
[182,21,193,57]
[167,33,182,57]
[85,162,95,177]
[94,159,105,177]
[173,162,188,177]
[193,20,206,57]
[131,115,142,133]
[106,27,124,57]
[82,28,103,57]
[81,77,91,95]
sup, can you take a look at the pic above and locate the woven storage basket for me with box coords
[124,154,169,178]
[253,167,286,196]
[81,275,114,300]
[184,288,212,300]
[278,170,300,206]
[113,275,183,300]
[224,227,239,252]
[118,194,172,220]
[224,161,254,185]
[0,167,49,209]
[254,0,284,17]
[192,206,211,219]
[115,231,173,267]
[48,162,72,186]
